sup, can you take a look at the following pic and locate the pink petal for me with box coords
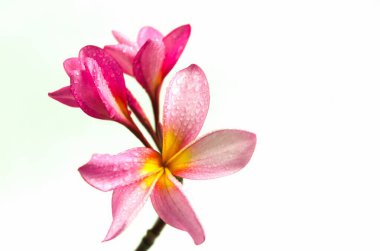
[151,169,205,245]
[78,148,161,192]
[133,40,165,95]
[162,24,191,77]
[83,58,130,124]
[137,26,163,47]
[48,86,79,107]
[112,30,136,47]
[63,58,83,77]
[69,63,109,120]
[168,130,256,179]
[79,46,131,124]
[162,64,210,162]
[104,174,162,241]
[79,46,128,108]
[68,46,127,120]
[104,44,137,76]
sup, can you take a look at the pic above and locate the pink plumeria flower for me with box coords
[78,64,256,244]
[48,46,150,140]
[104,24,191,100]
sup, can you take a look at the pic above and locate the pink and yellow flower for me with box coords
[104,25,191,100]
[78,65,256,244]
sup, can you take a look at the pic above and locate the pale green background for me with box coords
[1,0,380,250]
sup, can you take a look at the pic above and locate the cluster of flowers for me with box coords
[49,24,256,245]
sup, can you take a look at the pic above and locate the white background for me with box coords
[1,0,380,250]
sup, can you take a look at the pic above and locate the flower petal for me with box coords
[151,169,205,245]
[104,173,162,241]
[168,130,256,179]
[112,30,136,47]
[133,40,165,95]
[80,46,131,124]
[67,46,130,121]
[79,46,128,109]
[48,86,79,107]
[69,64,109,119]
[162,64,210,162]
[84,58,129,123]
[78,148,162,192]
[104,44,137,76]
[137,26,163,47]
[162,24,191,77]
[63,57,83,77]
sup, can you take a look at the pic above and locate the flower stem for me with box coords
[135,217,166,251]
[131,129,152,148]
[126,122,152,148]
[151,90,162,152]
[125,89,160,149]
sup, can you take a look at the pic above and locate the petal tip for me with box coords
[194,234,205,245]
[180,24,191,33]
[78,165,109,192]
[111,30,119,37]
[48,86,79,107]
[102,216,127,241]
[102,231,115,242]
[102,231,117,242]
[63,57,82,77]
[187,63,201,71]
[79,45,103,60]
[247,131,257,149]
[182,64,206,78]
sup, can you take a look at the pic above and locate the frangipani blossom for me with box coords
[79,65,256,244]
[49,46,132,126]
[104,25,191,99]
[48,46,152,145]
